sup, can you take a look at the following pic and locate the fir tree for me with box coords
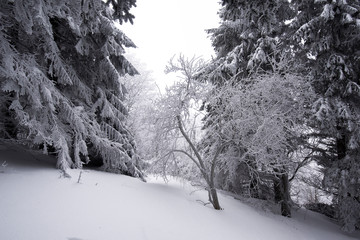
[291,0,360,232]
[201,0,293,84]
[0,0,144,179]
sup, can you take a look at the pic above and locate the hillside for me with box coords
[0,142,359,240]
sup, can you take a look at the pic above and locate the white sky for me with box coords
[120,0,221,89]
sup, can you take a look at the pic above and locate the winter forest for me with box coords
[0,0,360,239]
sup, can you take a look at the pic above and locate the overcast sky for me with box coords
[120,0,221,89]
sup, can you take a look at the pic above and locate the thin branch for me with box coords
[170,149,202,171]
[289,150,315,182]
[176,115,204,168]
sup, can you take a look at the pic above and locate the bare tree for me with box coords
[204,70,316,216]
[152,54,222,210]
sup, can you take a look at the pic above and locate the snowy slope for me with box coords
[0,142,359,240]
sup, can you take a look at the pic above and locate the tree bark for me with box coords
[274,176,282,203]
[280,173,291,217]
[209,185,221,210]
[273,168,291,217]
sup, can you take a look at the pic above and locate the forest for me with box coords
[0,0,359,235]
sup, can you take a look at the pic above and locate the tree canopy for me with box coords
[0,0,144,179]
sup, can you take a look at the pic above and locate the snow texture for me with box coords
[0,143,359,240]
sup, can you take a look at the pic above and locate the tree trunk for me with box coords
[280,173,291,217]
[176,115,222,210]
[273,168,291,217]
[209,185,221,210]
[274,176,282,203]
[336,135,346,160]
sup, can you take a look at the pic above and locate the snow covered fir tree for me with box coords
[290,0,360,232]
[0,0,144,179]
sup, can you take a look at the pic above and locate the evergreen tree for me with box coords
[291,0,360,232]
[201,0,293,84]
[0,0,144,179]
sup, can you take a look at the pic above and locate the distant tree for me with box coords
[123,55,160,167]
[0,0,144,179]
[290,0,360,231]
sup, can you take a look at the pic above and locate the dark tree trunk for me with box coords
[280,173,291,217]
[273,168,291,217]
[336,135,347,160]
[274,177,282,203]
[209,187,221,210]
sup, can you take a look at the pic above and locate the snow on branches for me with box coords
[0,0,143,179]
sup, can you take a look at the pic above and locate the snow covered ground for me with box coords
[0,142,359,240]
